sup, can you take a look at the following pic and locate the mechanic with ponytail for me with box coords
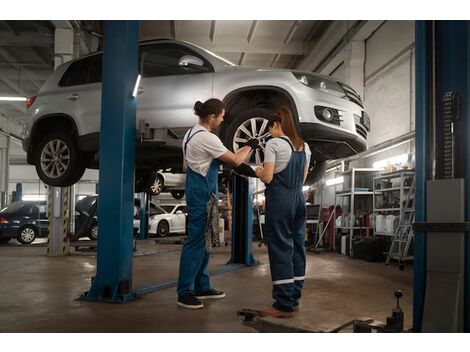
[176,98,260,309]
[255,106,311,318]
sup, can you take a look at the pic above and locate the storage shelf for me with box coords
[374,231,395,236]
[337,226,372,230]
[336,191,375,196]
[373,170,415,180]
[374,186,410,192]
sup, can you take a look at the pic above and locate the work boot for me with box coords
[177,293,204,309]
[260,306,295,318]
[195,288,226,299]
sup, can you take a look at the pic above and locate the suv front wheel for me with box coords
[224,108,274,167]
[35,131,86,187]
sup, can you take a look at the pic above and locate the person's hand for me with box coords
[244,138,260,150]
[255,167,263,178]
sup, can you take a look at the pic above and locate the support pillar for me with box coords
[139,192,149,240]
[47,187,70,256]
[81,20,139,303]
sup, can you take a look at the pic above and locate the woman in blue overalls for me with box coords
[256,106,311,318]
[177,98,260,309]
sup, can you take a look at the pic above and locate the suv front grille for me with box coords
[356,124,367,139]
[339,83,363,108]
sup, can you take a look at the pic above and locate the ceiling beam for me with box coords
[270,53,281,68]
[238,52,246,66]
[1,21,20,35]
[209,20,216,43]
[0,66,50,81]
[283,20,301,46]
[247,20,258,44]
[0,31,53,47]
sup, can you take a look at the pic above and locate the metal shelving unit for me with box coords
[373,170,415,237]
[333,168,381,257]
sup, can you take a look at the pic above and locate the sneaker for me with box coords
[260,306,295,318]
[177,293,204,309]
[195,288,226,299]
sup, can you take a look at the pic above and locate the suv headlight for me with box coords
[292,73,344,96]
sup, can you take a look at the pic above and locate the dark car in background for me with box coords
[0,199,98,245]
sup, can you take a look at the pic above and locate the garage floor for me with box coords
[0,239,412,332]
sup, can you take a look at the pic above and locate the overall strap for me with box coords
[184,128,206,154]
[278,136,295,151]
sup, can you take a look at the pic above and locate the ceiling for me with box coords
[0,20,337,133]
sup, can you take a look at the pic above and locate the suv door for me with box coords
[55,54,103,137]
[137,43,214,135]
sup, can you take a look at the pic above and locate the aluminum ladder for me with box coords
[386,175,415,267]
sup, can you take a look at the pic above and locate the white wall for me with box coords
[363,21,415,146]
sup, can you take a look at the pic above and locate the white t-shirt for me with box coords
[182,124,228,177]
[264,136,312,173]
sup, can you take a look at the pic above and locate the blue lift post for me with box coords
[229,174,258,266]
[414,21,470,332]
[81,21,139,303]
[139,192,149,240]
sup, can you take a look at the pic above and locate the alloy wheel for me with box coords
[150,177,163,194]
[40,139,71,179]
[233,117,271,166]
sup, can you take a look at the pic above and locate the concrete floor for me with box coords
[0,238,412,332]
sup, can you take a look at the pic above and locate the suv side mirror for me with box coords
[178,55,204,68]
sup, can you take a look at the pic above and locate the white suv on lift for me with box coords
[22,39,369,189]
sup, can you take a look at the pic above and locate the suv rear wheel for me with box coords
[150,174,164,195]
[35,131,85,187]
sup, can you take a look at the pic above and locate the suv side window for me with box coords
[139,43,212,77]
[59,54,102,87]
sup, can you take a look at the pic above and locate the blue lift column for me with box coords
[229,175,257,266]
[414,20,470,332]
[81,21,139,303]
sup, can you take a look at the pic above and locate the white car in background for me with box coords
[133,201,187,237]
[149,172,186,199]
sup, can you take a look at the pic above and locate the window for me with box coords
[88,54,103,84]
[139,44,212,77]
[59,54,102,87]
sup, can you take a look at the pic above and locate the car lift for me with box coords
[80,21,140,303]
[412,21,470,332]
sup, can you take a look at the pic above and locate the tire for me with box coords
[17,225,38,245]
[170,190,185,199]
[224,108,276,167]
[156,220,170,237]
[0,237,11,244]
[88,224,99,241]
[135,169,155,193]
[150,174,164,195]
[34,131,86,187]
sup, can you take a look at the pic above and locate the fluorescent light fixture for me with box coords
[326,176,344,186]
[22,195,46,201]
[373,154,409,169]
[132,74,141,98]
[0,96,27,102]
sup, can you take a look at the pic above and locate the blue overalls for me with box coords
[265,137,307,312]
[177,128,219,298]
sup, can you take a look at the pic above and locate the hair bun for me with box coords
[194,101,204,116]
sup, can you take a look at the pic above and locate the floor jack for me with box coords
[237,290,406,333]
